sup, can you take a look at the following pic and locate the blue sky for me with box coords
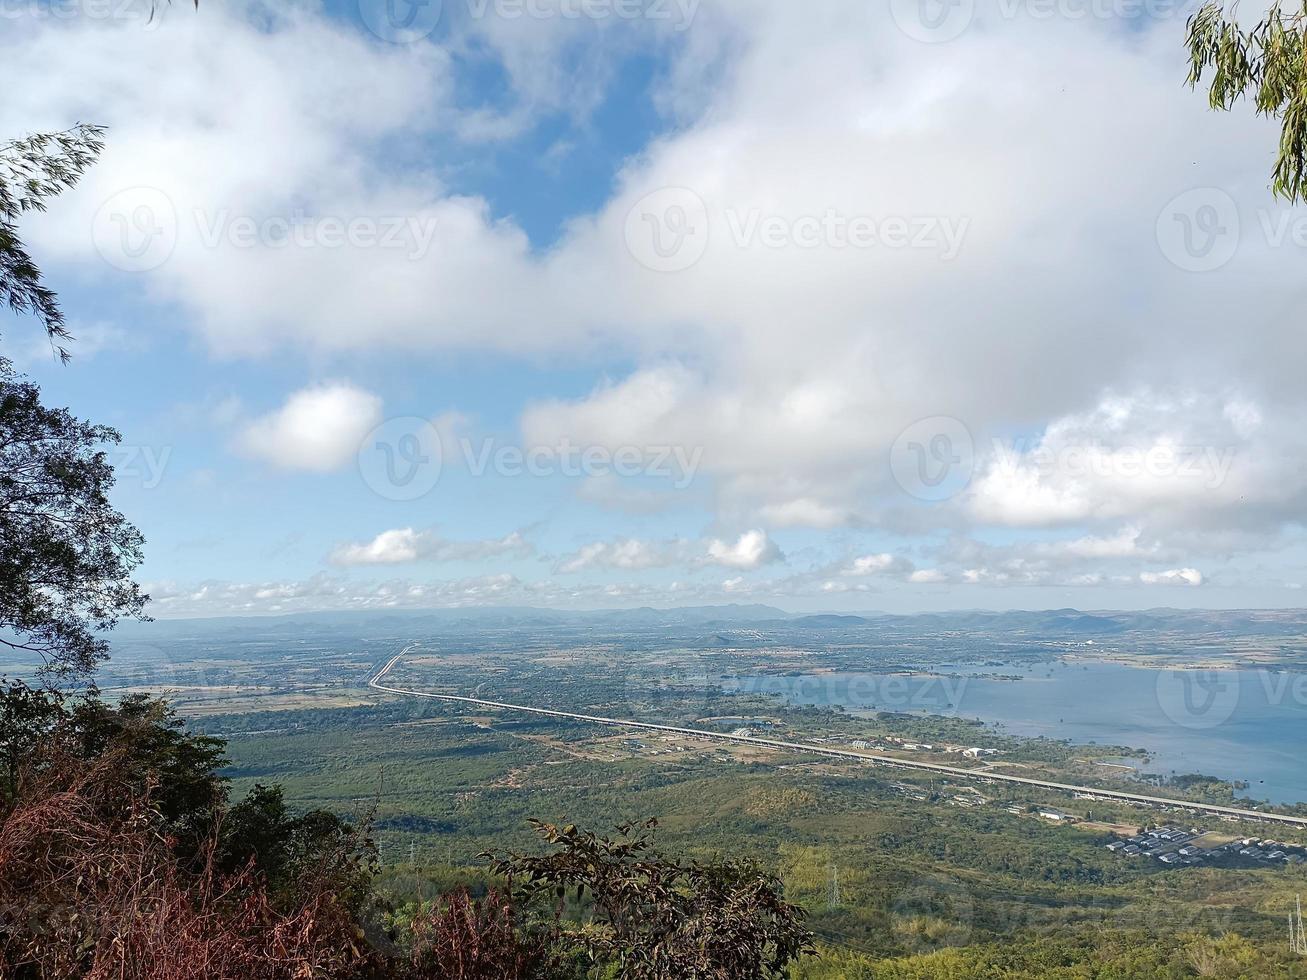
[5,0,1307,616]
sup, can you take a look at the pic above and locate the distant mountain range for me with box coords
[120,604,1307,638]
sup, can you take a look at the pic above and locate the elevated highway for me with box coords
[369,651,1307,830]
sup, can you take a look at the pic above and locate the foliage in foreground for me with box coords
[0,359,149,680]
[0,125,105,360]
[491,818,816,979]
[0,685,814,978]
[1187,0,1307,201]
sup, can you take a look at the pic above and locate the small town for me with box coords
[1105,826,1307,869]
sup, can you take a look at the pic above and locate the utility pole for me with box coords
[1291,894,1307,955]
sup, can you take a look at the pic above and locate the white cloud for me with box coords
[964,391,1303,537]
[908,569,946,584]
[1040,527,1147,560]
[1140,567,1204,586]
[704,529,783,570]
[12,1,1307,594]
[758,498,857,528]
[235,383,382,472]
[842,553,912,576]
[146,572,527,615]
[331,528,533,565]
[143,570,792,617]
[555,529,783,573]
[555,537,687,573]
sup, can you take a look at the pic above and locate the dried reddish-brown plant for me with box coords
[407,887,547,980]
[0,748,377,979]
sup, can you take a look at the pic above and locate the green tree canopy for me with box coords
[1187,1,1307,200]
[491,818,815,979]
[0,358,148,680]
[0,125,105,362]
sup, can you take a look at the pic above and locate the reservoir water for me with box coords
[721,660,1307,804]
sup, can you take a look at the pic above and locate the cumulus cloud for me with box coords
[331,529,533,565]
[848,529,1213,590]
[908,569,947,584]
[758,498,859,529]
[964,392,1270,529]
[555,529,783,573]
[13,0,1307,599]
[704,530,784,570]
[507,5,1305,543]
[1140,567,1204,586]
[842,553,910,576]
[143,571,796,617]
[234,383,382,472]
[1039,527,1150,560]
[554,537,688,573]
[146,572,527,615]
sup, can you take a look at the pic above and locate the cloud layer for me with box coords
[235,383,382,472]
[8,1,1307,610]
